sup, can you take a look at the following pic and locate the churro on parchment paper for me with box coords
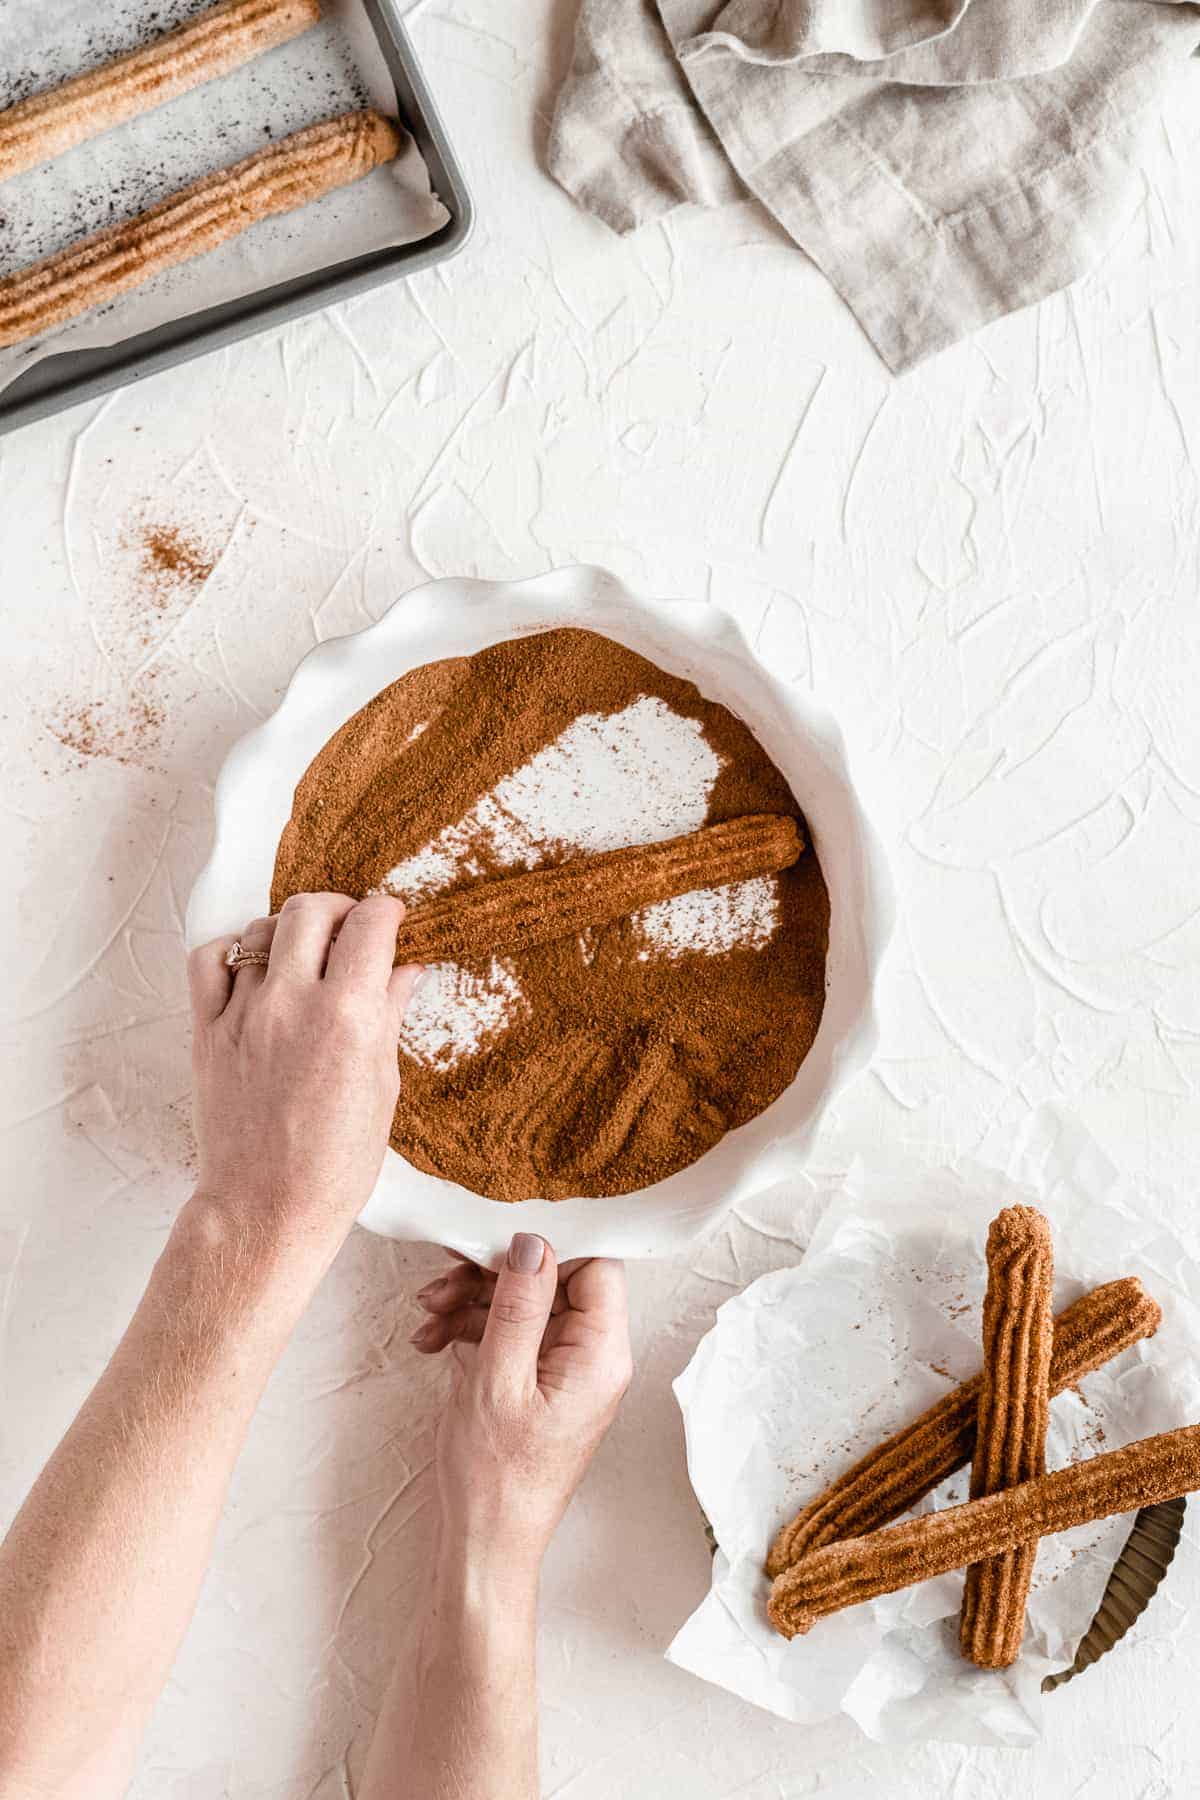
[768,1423,1200,1640]
[959,1206,1055,1669]
[0,1,322,183]
[0,110,399,350]
[765,1275,1162,1579]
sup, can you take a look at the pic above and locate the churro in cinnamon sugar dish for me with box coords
[187,569,893,1264]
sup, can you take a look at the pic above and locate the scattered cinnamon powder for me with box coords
[271,628,831,1202]
[46,688,165,767]
[129,521,216,604]
[43,514,216,769]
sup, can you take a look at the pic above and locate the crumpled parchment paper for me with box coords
[668,1117,1200,1746]
[0,0,448,395]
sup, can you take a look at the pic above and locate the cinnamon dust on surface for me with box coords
[271,628,830,1202]
[133,522,216,599]
[46,687,165,768]
[43,513,216,769]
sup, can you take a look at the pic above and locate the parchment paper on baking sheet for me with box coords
[0,0,449,396]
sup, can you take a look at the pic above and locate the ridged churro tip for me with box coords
[356,107,404,165]
[766,1574,811,1640]
[764,1538,788,1581]
[1126,1274,1163,1332]
[986,1204,1053,1250]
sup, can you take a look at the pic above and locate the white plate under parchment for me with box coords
[185,566,894,1263]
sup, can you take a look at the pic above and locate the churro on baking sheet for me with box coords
[0,1,322,184]
[0,109,400,350]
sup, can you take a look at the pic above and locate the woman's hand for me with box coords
[366,1237,626,1800]
[188,893,422,1262]
[414,1237,632,1574]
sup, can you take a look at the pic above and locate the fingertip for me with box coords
[565,1256,628,1315]
[411,1307,487,1353]
[507,1231,548,1275]
[357,890,407,920]
[479,1235,558,1383]
[273,892,357,982]
[323,892,406,989]
[415,1264,489,1314]
[188,937,234,1025]
[389,961,427,1018]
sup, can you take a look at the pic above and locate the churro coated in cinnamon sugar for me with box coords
[768,1423,1200,1640]
[0,1,322,184]
[765,1276,1161,1579]
[959,1206,1054,1669]
[389,815,804,967]
[0,110,400,350]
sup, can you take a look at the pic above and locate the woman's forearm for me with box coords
[0,1195,330,1800]
[361,1535,541,1800]
[363,1244,631,1799]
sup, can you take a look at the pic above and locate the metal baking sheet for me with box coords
[0,0,473,438]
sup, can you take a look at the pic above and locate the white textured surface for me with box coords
[0,1,1198,1794]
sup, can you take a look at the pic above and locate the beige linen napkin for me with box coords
[548,0,1200,371]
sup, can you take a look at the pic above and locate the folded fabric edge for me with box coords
[545,15,745,237]
[702,107,1164,374]
[668,0,972,71]
[545,102,696,235]
[679,28,1100,85]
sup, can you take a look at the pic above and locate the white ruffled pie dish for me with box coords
[186,566,894,1263]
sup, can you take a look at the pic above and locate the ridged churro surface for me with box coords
[765,1276,1161,1579]
[768,1423,1200,1640]
[0,109,399,350]
[0,1,321,184]
[959,1206,1054,1669]
[389,814,804,966]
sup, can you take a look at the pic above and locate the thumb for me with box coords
[480,1234,557,1398]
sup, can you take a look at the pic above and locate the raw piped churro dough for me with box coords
[960,1206,1055,1670]
[765,1276,1162,1578]
[0,0,322,183]
[389,815,805,967]
[768,1423,1200,1640]
[0,109,400,350]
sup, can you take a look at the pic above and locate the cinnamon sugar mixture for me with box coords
[271,628,830,1201]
